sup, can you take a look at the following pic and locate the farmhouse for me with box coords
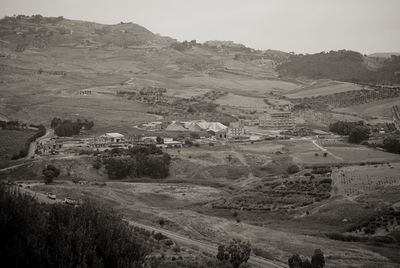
[259,112,295,130]
[79,90,92,95]
[102,133,125,143]
[141,136,157,144]
[163,138,183,148]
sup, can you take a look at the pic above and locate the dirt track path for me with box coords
[25,129,54,160]
[126,219,286,268]
[311,139,343,161]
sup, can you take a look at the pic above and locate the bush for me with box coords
[287,164,300,174]
[349,126,370,144]
[42,164,60,183]
[217,239,251,268]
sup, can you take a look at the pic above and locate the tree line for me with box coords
[329,121,370,144]
[277,50,400,85]
[51,117,94,137]
[99,145,171,180]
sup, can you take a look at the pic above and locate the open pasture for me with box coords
[328,146,400,163]
[12,94,156,135]
[0,129,36,161]
[214,93,268,108]
[176,76,299,96]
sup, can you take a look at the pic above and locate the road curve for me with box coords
[25,128,54,159]
[126,219,286,268]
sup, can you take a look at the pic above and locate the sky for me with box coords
[1,0,400,54]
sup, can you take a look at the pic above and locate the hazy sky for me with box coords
[1,0,400,54]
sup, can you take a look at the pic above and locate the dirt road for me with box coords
[25,129,54,159]
[126,219,286,268]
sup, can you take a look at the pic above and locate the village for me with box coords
[34,110,307,157]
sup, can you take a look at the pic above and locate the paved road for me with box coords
[126,219,286,268]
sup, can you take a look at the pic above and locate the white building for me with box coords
[102,133,125,143]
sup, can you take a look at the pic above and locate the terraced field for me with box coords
[332,163,400,196]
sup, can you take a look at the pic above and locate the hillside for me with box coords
[277,50,400,84]
[0,14,297,133]
[369,52,400,59]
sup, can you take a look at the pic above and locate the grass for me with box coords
[0,129,37,161]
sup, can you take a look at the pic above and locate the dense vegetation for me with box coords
[102,145,171,179]
[329,121,370,144]
[278,50,400,84]
[0,185,152,268]
[381,137,400,154]
[288,249,325,268]
[51,117,94,137]
[216,239,252,268]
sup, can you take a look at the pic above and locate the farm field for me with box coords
[214,93,268,108]
[176,76,300,96]
[327,146,400,163]
[334,97,400,122]
[332,163,400,197]
[285,80,362,98]
[0,129,37,161]
[11,94,157,135]
[165,87,212,99]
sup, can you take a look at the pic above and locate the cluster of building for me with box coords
[89,133,184,150]
[165,120,228,139]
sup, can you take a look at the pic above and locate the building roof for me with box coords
[105,133,124,138]
[207,122,227,132]
[166,121,187,131]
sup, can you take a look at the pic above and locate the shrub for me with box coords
[287,164,300,174]
[42,164,60,183]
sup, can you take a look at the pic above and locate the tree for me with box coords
[288,254,303,268]
[348,126,369,144]
[311,249,325,268]
[42,164,60,183]
[302,259,312,268]
[216,240,251,267]
[382,137,400,154]
[156,136,163,144]
[187,105,196,113]
[217,245,228,262]
[92,158,102,169]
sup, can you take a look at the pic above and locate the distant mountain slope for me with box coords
[0,15,175,50]
[369,52,400,58]
[277,50,400,84]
